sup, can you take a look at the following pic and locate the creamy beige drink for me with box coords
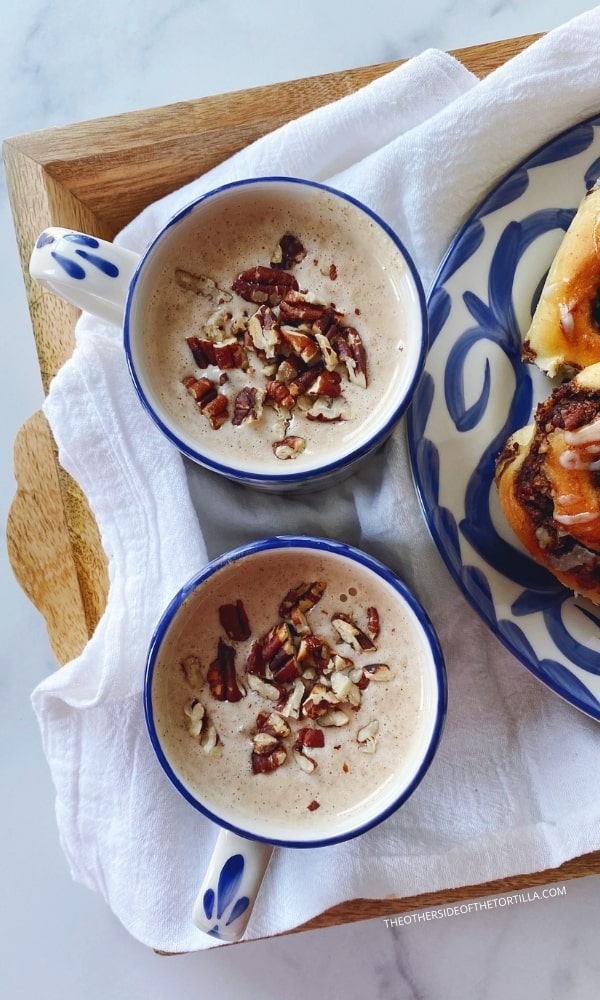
[134,183,422,477]
[149,545,440,840]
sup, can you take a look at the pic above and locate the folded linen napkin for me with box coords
[33,9,600,953]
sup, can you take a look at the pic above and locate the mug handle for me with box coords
[192,829,274,942]
[29,227,141,327]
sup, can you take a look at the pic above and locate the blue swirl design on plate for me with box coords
[202,853,250,939]
[49,232,119,281]
[408,113,600,719]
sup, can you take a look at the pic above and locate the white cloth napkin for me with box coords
[33,9,600,953]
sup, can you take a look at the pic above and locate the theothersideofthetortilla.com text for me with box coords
[383,885,567,927]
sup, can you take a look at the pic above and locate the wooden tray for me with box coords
[5,33,600,936]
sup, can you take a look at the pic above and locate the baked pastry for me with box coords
[522,180,600,377]
[495,362,600,603]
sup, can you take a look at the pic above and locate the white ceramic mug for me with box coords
[143,535,447,941]
[30,177,427,492]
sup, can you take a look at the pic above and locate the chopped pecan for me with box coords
[266,379,296,410]
[295,727,325,749]
[363,663,393,682]
[247,305,281,357]
[212,339,248,370]
[182,376,229,429]
[252,731,281,756]
[232,266,298,306]
[314,332,339,371]
[330,670,362,708]
[302,682,340,719]
[317,709,350,727]
[297,634,334,672]
[232,385,265,426]
[278,677,306,719]
[219,600,251,641]
[256,711,291,740]
[246,641,266,677]
[289,367,322,398]
[184,698,205,737]
[306,396,350,422]
[357,719,379,753]
[307,799,320,811]
[272,436,306,460]
[275,355,303,383]
[201,392,229,430]
[280,327,321,365]
[207,638,245,702]
[270,233,307,269]
[180,654,203,688]
[246,673,282,701]
[279,290,331,326]
[366,606,380,642]
[186,335,215,368]
[306,370,342,398]
[252,747,287,774]
[293,747,318,773]
[331,612,377,652]
[279,581,326,618]
[330,326,367,387]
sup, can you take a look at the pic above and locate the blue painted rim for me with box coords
[144,535,447,848]
[406,111,600,720]
[124,176,428,486]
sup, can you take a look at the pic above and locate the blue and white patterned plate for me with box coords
[407,112,600,721]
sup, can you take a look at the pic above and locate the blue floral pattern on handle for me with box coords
[202,854,250,939]
[408,112,600,719]
[37,231,120,281]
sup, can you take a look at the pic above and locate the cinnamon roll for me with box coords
[495,362,600,603]
[522,180,600,377]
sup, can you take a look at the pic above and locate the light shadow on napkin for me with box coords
[34,9,600,952]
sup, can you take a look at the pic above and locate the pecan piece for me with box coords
[366,606,380,642]
[256,711,291,740]
[330,670,362,708]
[232,266,298,306]
[295,727,325,749]
[279,290,331,326]
[306,370,342,398]
[272,436,306,460]
[331,612,377,652]
[363,663,393,682]
[302,682,340,719]
[207,638,245,702]
[218,599,251,641]
[266,379,296,411]
[212,339,248,370]
[252,747,287,774]
[232,385,265,426]
[252,731,281,756]
[306,396,350,422]
[293,747,318,773]
[279,581,326,618]
[270,233,307,269]
[182,376,229,429]
[247,305,281,358]
[307,799,320,811]
[180,654,203,688]
[280,327,321,365]
[357,719,379,753]
[330,326,368,387]
[186,335,215,368]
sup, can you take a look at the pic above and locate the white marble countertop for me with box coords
[2,2,600,997]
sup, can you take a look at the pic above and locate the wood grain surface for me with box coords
[5,31,599,934]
